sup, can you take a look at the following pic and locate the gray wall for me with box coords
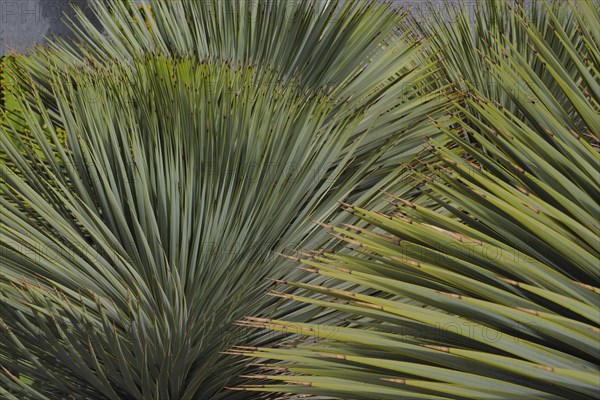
[0,0,101,56]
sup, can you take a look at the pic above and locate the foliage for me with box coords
[0,1,447,398]
[234,1,600,398]
[2,0,597,399]
[1,56,18,123]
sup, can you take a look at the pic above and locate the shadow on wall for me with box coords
[0,0,103,57]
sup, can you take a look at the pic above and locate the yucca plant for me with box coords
[235,1,600,398]
[0,1,449,398]
[0,56,18,123]
[410,0,597,125]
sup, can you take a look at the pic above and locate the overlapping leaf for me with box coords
[237,1,600,398]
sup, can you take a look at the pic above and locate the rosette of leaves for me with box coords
[235,1,599,398]
[0,1,449,398]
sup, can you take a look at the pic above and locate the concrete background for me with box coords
[0,0,106,56]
